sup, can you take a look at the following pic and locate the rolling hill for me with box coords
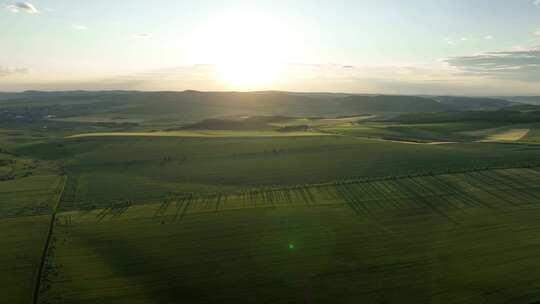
[0,91,517,125]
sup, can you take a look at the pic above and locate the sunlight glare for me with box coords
[189,10,293,90]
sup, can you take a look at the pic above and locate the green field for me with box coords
[66,129,331,138]
[521,126,540,144]
[319,121,540,143]
[9,135,539,211]
[0,155,62,218]
[0,215,51,304]
[2,91,540,303]
[37,168,540,304]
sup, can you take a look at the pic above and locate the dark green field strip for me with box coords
[0,189,58,196]
[47,198,540,304]
[283,169,536,219]
[0,175,60,195]
[0,215,51,304]
[60,168,540,227]
[57,172,244,212]
[465,171,540,204]
[31,175,67,304]
[18,136,540,210]
[486,173,540,202]
[320,121,530,143]
[0,174,63,218]
[33,167,540,304]
[521,127,540,144]
[58,175,79,210]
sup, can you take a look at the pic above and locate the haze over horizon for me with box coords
[2,0,540,95]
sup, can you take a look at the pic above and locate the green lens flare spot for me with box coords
[288,243,295,250]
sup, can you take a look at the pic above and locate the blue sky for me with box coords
[1,0,540,94]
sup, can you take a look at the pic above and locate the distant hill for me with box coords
[339,95,445,113]
[434,96,514,110]
[505,96,540,105]
[503,104,540,112]
[0,90,518,124]
[0,92,23,100]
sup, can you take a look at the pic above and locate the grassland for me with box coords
[37,167,540,304]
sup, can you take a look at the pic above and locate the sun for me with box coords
[217,61,282,90]
[189,10,293,90]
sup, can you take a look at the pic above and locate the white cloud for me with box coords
[511,45,528,51]
[71,25,88,31]
[5,2,38,13]
[3,62,539,95]
[444,38,456,45]
[534,0,540,7]
[535,29,540,36]
[88,63,533,95]
[446,45,540,81]
[0,66,29,77]
[132,33,150,38]
[446,36,493,43]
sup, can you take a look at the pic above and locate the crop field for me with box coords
[2,104,540,304]
[319,121,536,143]
[268,115,377,127]
[66,129,331,139]
[0,156,62,218]
[11,135,540,211]
[34,167,540,304]
[520,125,540,144]
[481,128,530,142]
[0,215,51,304]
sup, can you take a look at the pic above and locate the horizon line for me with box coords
[1,89,538,98]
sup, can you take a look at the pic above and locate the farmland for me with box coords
[2,91,540,303]
[0,215,51,304]
[5,0,540,301]
[41,168,540,304]
[0,154,62,218]
[9,135,539,211]
[65,129,331,139]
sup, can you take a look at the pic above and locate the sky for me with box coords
[1,0,540,95]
